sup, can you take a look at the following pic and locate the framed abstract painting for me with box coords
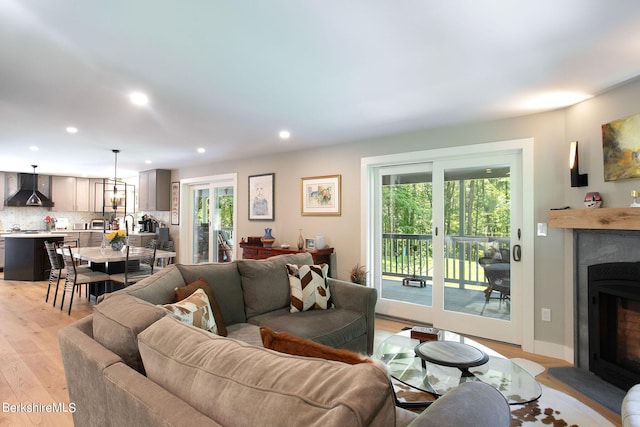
[300,175,341,216]
[602,112,640,181]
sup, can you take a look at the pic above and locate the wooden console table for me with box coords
[239,242,334,273]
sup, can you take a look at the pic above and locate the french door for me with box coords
[182,174,237,264]
[366,140,531,345]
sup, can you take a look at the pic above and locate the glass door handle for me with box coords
[513,244,522,262]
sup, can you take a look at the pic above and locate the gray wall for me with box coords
[175,75,640,356]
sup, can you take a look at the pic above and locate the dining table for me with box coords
[57,246,176,274]
[56,245,177,299]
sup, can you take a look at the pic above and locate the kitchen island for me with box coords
[3,233,68,281]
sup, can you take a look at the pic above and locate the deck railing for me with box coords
[381,233,509,288]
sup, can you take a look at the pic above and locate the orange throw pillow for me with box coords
[260,326,369,365]
[175,277,227,336]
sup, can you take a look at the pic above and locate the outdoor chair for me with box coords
[478,256,511,315]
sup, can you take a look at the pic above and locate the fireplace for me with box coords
[588,262,640,391]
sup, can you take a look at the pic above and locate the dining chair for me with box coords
[154,240,175,269]
[59,245,111,315]
[44,241,64,306]
[109,243,157,287]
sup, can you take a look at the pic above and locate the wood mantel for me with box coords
[548,208,640,230]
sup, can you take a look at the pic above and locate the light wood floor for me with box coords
[0,274,622,426]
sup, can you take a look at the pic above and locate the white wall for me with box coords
[175,75,640,358]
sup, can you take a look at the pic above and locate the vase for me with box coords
[297,229,304,250]
[260,228,275,248]
[111,241,124,251]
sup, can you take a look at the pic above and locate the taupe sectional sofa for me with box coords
[59,253,510,426]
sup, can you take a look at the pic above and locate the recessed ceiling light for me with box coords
[66,126,78,134]
[29,146,39,151]
[129,91,149,106]
[145,160,152,164]
[279,130,291,140]
[197,147,206,154]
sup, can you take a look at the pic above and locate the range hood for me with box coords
[5,173,54,208]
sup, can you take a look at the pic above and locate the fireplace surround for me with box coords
[588,262,640,391]
[574,229,640,376]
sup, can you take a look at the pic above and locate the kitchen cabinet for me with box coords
[89,232,104,246]
[52,176,76,211]
[89,179,104,213]
[76,178,90,211]
[0,173,4,211]
[127,233,156,247]
[139,169,171,211]
[0,237,4,269]
[52,176,91,212]
[4,234,65,281]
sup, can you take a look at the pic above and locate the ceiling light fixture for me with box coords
[197,147,206,153]
[110,149,123,210]
[29,146,39,151]
[26,165,43,206]
[279,130,291,140]
[129,91,149,106]
[66,126,78,134]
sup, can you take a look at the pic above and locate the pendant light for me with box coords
[111,149,122,210]
[26,165,43,206]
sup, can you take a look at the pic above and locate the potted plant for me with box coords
[350,263,368,286]
[106,229,127,251]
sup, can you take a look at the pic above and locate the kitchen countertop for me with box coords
[0,230,157,237]
[2,232,72,238]
[50,230,158,235]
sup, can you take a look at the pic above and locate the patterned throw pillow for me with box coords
[174,277,227,336]
[286,264,334,313]
[161,288,218,334]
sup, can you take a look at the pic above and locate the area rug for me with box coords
[391,358,615,426]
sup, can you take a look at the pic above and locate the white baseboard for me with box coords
[533,339,574,364]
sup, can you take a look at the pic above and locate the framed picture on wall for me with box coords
[301,175,341,216]
[249,173,275,221]
[171,181,180,225]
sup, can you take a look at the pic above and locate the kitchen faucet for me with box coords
[123,214,135,234]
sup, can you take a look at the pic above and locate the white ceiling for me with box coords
[2,0,640,178]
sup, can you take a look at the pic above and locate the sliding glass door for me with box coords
[183,174,237,264]
[432,153,521,343]
[367,143,527,345]
[377,164,434,316]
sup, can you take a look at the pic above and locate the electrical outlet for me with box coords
[541,308,551,322]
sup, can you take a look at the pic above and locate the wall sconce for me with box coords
[569,141,588,187]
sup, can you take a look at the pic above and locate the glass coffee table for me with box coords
[374,329,541,405]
